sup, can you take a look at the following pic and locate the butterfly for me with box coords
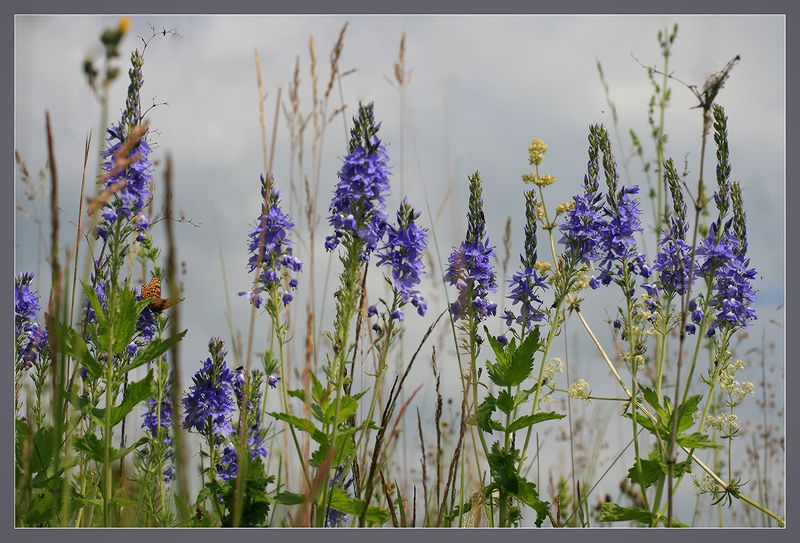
[141,276,183,312]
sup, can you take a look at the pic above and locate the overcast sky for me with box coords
[14,15,785,523]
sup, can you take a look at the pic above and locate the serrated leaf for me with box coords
[514,478,549,527]
[599,503,654,524]
[677,395,703,433]
[507,411,565,433]
[599,502,686,527]
[84,282,106,327]
[113,436,148,461]
[273,491,306,505]
[364,505,390,526]
[496,390,515,414]
[120,330,188,373]
[30,425,55,473]
[677,431,722,450]
[73,433,105,463]
[91,372,154,427]
[329,488,364,515]
[485,327,541,387]
[269,412,326,443]
[477,395,497,433]
[323,396,358,424]
[288,389,307,402]
[112,286,146,354]
[488,442,519,494]
[640,386,660,412]
[626,459,663,489]
[485,328,509,365]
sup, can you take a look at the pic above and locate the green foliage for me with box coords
[327,488,390,526]
[598,503,686,527]
[487,443,549,527]
[626,449,692,489]
[507,411,565,433]
[484,326,541,387]
[630,388,721,450]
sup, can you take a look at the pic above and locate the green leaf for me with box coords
[273,491,306,505]
[598,503,654,524]
[485,327,541,387]
[329,488,364,515]
[640,386,660,412]
[120,330,188,373]
[485,328,509,365]
[598,503,686,527]
[287,389,307,402]
[270,412,326,443]
[310,431,355,468]
[84,282,106,327]
[112,286,146,354]
[677,395,703,433]
[496,389,515,414]
[514,479,549,527]
[487,442,519,494]
[113,436,148,461]
[476,395,497,433]
[677,431,722,450]
[364,505,390,526]
[29,425,55,473]
[507,411,565,433]
[73,433,105,463]
[626,459,663,489]
[92,372,154,427]
[323,396,358,423]
[67,329,103,378]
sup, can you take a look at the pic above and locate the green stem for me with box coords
[517,303,563,474]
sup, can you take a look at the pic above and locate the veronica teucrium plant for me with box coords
[14,21,783,529]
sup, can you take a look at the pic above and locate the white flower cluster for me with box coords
[543,357,564,382]
[719,359,754,407]
[567,379,591,401]
[691,474,721,496]
[705,413,739,435]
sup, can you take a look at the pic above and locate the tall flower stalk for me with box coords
[318,102,391,526]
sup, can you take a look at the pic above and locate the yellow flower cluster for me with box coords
[528,138,548,166]
[522,173,557,187]
[533,260,551,274]
[556,200,575,214]
[118,16,131,35]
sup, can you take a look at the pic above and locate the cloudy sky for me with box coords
[14,15,785,523]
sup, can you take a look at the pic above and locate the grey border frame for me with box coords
[2,1,795,542]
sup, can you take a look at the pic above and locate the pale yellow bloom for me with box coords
[118,17,131,35]
[556,200,575,214]
[534,260,551,274]
[528,138,548,166]
[568,379,591,401]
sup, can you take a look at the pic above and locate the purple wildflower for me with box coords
[240,177,302,309]
[326,466,353,527]
[376,198,428,316]
[446,172,497,321]
[95,50,153,238]
[142,395,174,483]
[15,273,48,370]
[325,103,391,258]
[507,191,548,329]
[182,338,236,437]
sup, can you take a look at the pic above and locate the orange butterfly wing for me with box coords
[150,297,183,312]
[141,277,161,300]
[141,277,182,312]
